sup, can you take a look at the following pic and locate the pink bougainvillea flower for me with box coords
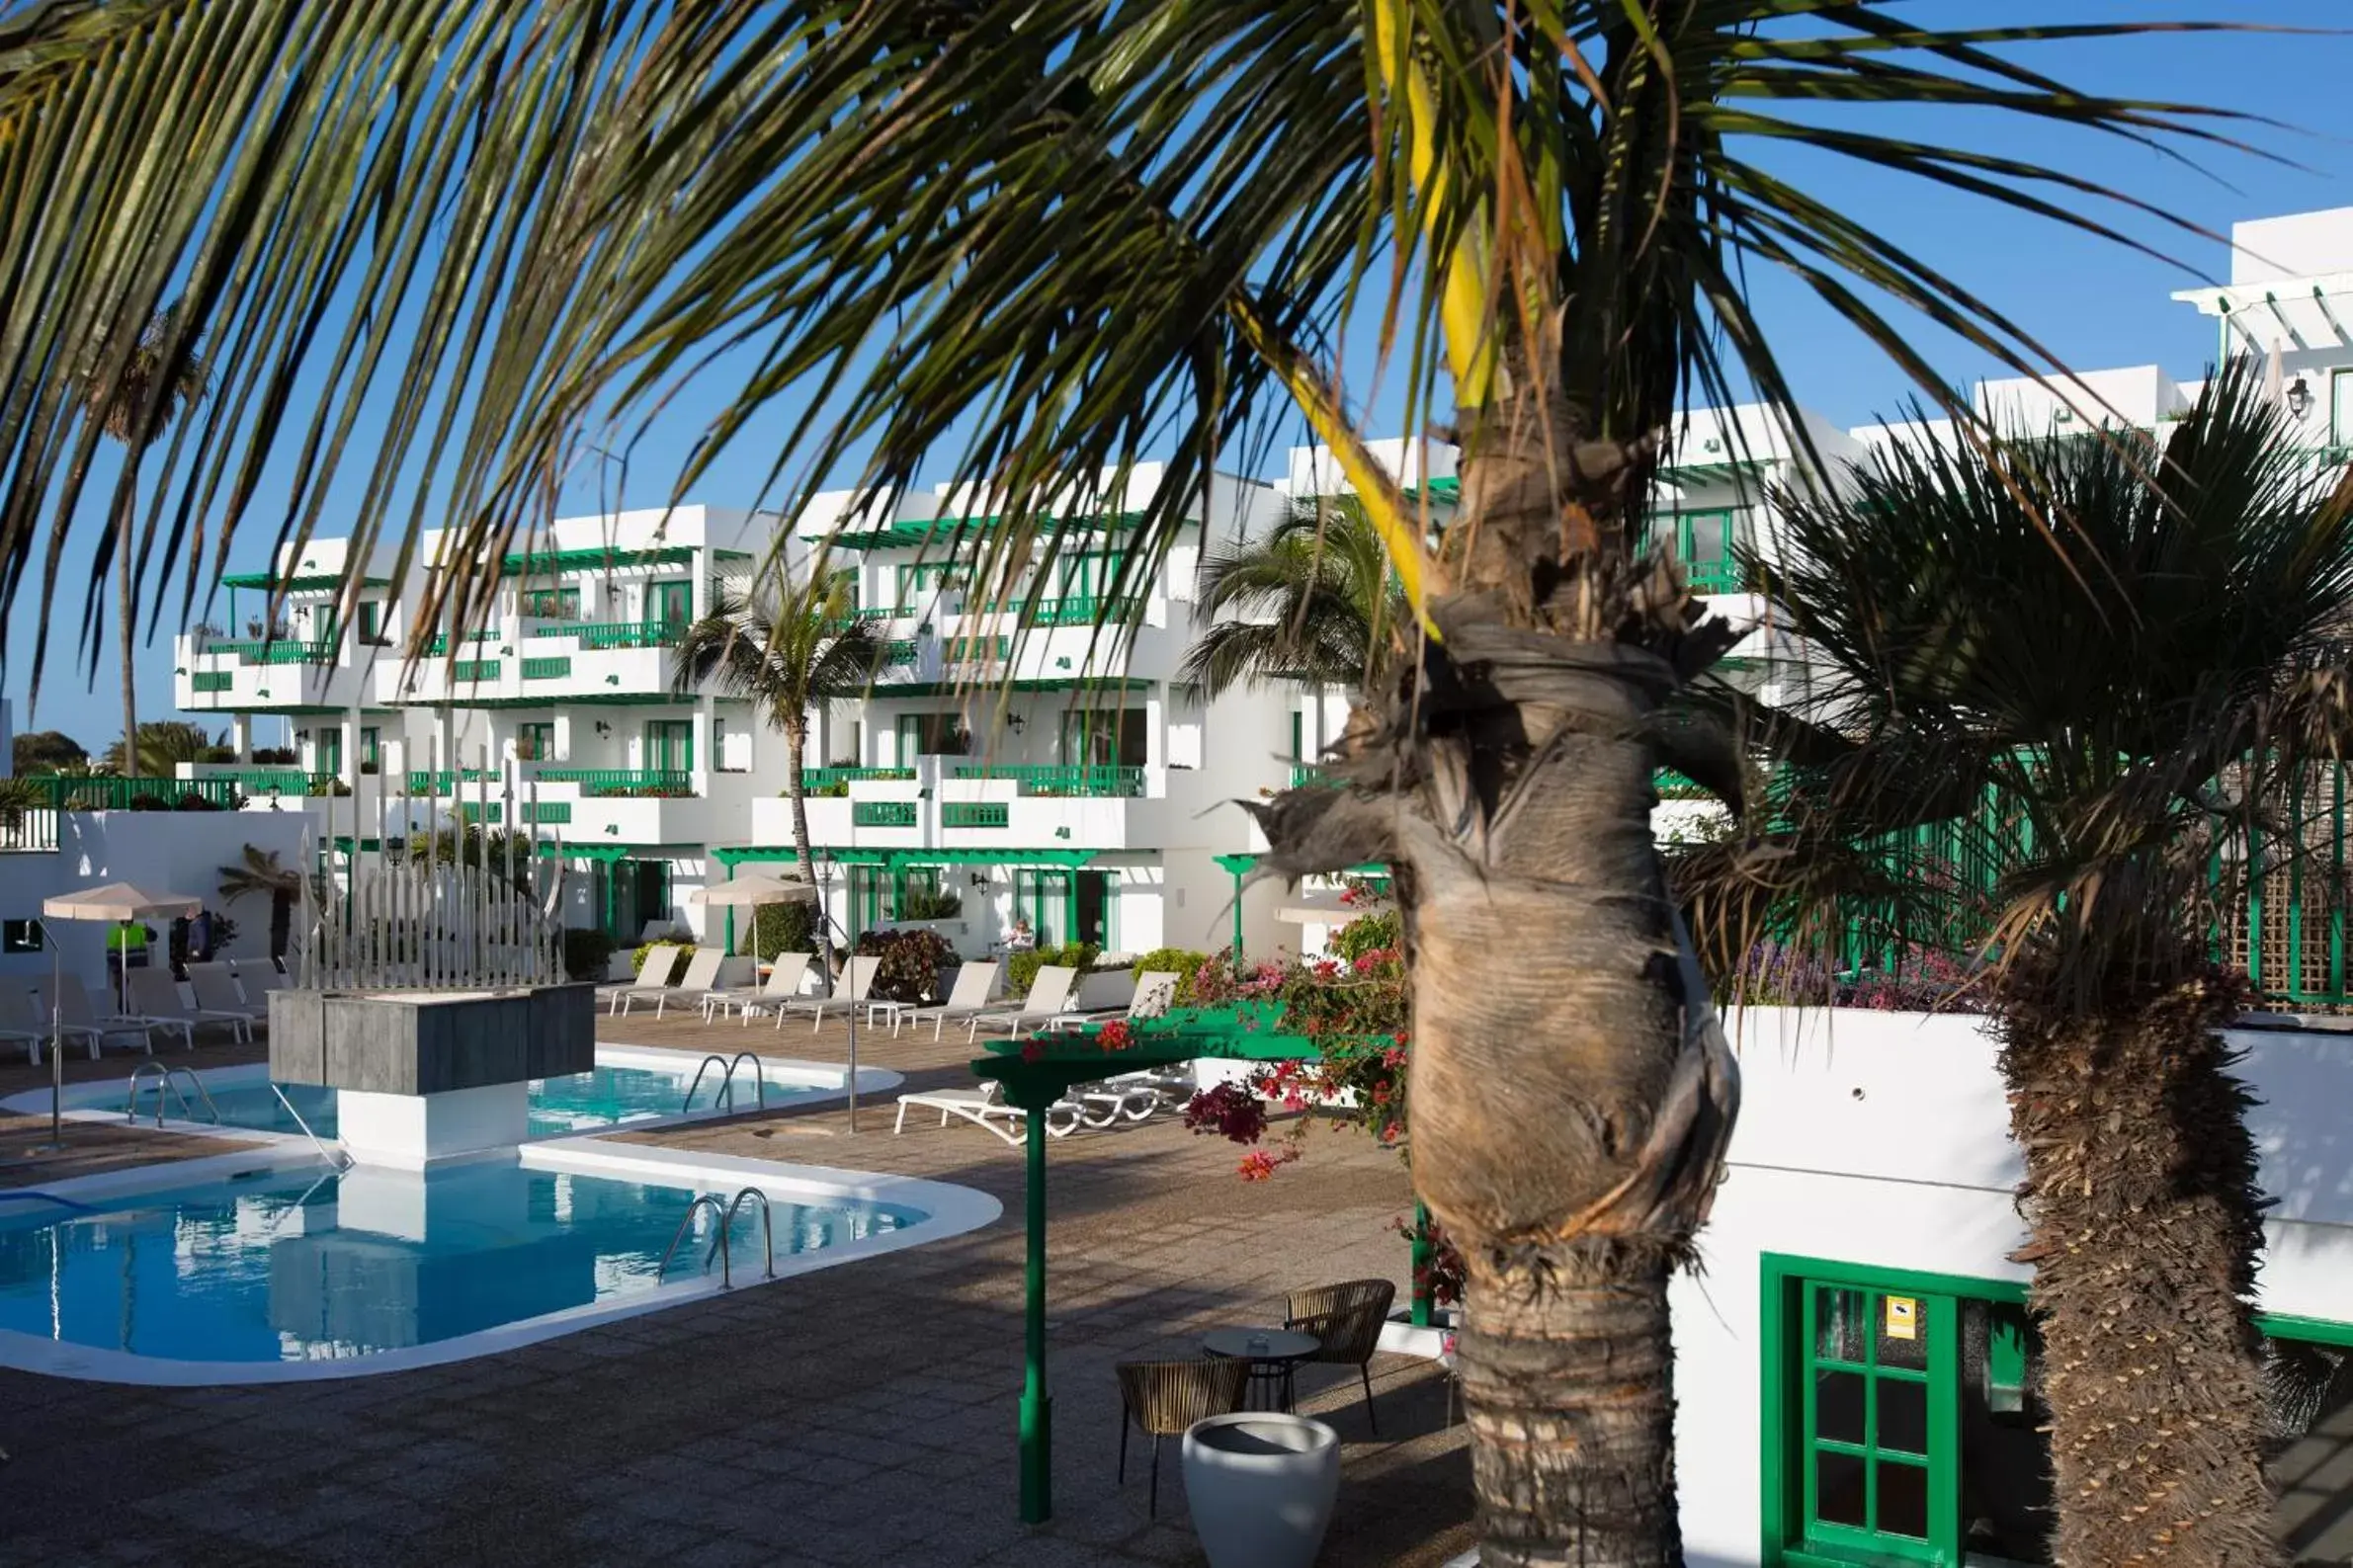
[1019,1040,1045,1063]
[1237,1150,1279,1182]
[1098,1020,1133,1053]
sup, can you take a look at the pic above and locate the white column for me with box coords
[231,713,252,763]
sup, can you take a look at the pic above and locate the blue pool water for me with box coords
[124,1063,823,1140]
[0,1162,922,1365]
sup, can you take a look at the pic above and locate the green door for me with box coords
[646,581,693,630]
[315,726,343,777]
[643,720,693,777]
[1794,1280,1957,1562]
[359,726,379,774]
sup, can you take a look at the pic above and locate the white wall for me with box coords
[1676,1007,2353,1566]
[0,811,311,987]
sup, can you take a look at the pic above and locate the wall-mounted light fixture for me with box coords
[2289,376,2314,421]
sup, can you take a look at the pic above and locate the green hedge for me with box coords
[1008,941,1100,997]
[562,929,620,981]
[1131,948,1214,1004]
[630,941,697,977]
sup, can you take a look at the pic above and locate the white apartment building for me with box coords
[170,476,1306,960]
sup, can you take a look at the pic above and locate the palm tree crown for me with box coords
[1180,501,1408,698]
[668,568,884,731]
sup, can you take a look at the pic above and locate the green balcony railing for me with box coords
[452,659,501,682]
[205,638,335,665]
[1684,556,1748,595]
[22,776,250,811]
[942,800,1010,829]
[1654,769,1711,800]
[521,656,572,681]
[852,799,919,828]
[191,671,234,693]
[534,768,694,797]
[523,801,572,825]
[1023,596,1138,627]
[198,768,338,796]
[406,768,498,795]
[799,767,916,792]
[1289,765,1326,789]
[951,764,1144,798]
[421,630,498,656]
[573,620,686,651]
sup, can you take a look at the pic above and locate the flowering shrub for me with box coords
[854,927,959,1003]
[1392,1211,1468,1308]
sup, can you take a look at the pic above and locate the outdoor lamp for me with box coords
[2290,377,2314,421]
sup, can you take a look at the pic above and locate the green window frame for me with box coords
[522,586,581,619]
[358,602,383,643]
[1051,550,1129,599]
[2330,369,2353,455]
[516,722,555,762]
[359,726,380,772]
[645,581,693,629]
[315,727,343,777]
[895,560,965,607]
[642,719,694,775]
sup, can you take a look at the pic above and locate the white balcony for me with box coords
[174,633,360,713]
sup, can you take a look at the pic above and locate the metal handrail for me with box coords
[164,1066,221,1125]
[126,1061,192,1125]
[270,1083,350,1169]
[725,1052,768,1113]
[658,1194,732,1287]
[712,1187,776,1279]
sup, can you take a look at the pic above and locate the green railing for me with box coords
[204,638,335,665]
[1655,769,1711,800]
[191,671,234,693]
[533,768,693,797]
[406,769,498,795]
[21,776,249,811]
[1289,765,1325,789]
[826,607,902,628]
[195,769,337,796]
[524,801,572,825]
[573,620,685,651]
[951,764,1144,797]
[943,633,1013,663]
[421,630,498,656]
[521,656,572,681]
[942,800,1011,829]
[799,768,915,791]
[1023,596,1138,627]
[877,639,920,667]
[452,659,501,682]
[459,803,504,824]
[853,799,920,828]
[1684,557,1747,595]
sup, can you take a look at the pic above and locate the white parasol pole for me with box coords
[43,918,62,1150]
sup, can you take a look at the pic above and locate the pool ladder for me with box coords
[680,1052,768,1115]
[126,1062,221,1127]
[655,1187,776,1289]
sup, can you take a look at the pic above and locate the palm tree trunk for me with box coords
[784,722,837,980]
[2000,987,2278,1567]
[115,487,139,780]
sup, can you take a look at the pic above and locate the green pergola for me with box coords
[1210,853,1393,959]
[969,1000,1425,1524]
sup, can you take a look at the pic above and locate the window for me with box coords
[515,722,555,762]
[641,719,693,775]
[896,711,967,761]
[358,602,384,644]
[522,586,580,620]
[1060,706,1146,768]
[895,560,965,608]
[359,726,380,774]
[645,581,693,629]
[2332,369,2353,455]
[1,920,42,954]
[315,726,343,777]
[1764,1256,2353,1566]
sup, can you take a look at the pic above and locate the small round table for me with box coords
[1202,1327,1320,1412]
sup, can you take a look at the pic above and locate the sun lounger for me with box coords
[1047,969,1181,1032]
[44,974,159,1060]
[233,961,289,997]
[0,986,52,1065]
[891,1078,1082,1144]
[607,945,682,1020]
[705,951,813,1023]
[186,963,269,1032]
[127,965,244,1045]
[642,949,726,1018]
[969,964,1078,1040]
[777,955,882,1031]
[1072,1069,1189,1128]
[904,961,1003,1042]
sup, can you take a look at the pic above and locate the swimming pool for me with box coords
[4,1046,899,1145]
[0,1142,999,1383]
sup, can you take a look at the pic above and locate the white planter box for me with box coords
[1182,1413,1341,1568]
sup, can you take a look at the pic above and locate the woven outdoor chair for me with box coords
[1115,1357,1250,1518]
[1286,1278,1398,1434]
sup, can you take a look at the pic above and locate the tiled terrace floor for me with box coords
[0,1000,1474,1565]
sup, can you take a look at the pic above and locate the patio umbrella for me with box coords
[35,883,204,1150]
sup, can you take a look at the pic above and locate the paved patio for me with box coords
[0,1000,1475,1565]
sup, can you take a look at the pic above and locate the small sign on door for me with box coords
[1884,1295,1919,1342]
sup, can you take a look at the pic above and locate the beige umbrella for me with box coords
[687,869,866,1130]
[36,882,204,1150]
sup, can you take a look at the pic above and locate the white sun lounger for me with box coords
[891,1079,1083,1144]
[705,950,813,1023]
[1072,1069,1190,1127]
[1046,969,1181,1032]
[45,974,160,1060]
[605,944,681,1014]
[0,986,54,1065]
[969,964,1077,1040]
[186,963,269,1032]
[777,955,881,1031]
[904,961,1003,1042]
[128,965,246,1044]
[233,961,289,997]
[645,949,727,1018]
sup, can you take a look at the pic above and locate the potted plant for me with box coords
[1181,1412,1340,1568]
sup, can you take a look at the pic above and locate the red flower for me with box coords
[1019,1040,1045,1063]
[1099,1020,1133,1053]
[1237,1150,1279,1182]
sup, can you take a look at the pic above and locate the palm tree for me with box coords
[670,557,883,973]
[101,721,231,778]
[217,845,301,966]
[85,302,208,781]
[1678,367,2353,1565]
[0,7,2274,1557]
[1180,500,1409,699]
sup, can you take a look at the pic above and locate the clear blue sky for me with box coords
[10,2,2350,752]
